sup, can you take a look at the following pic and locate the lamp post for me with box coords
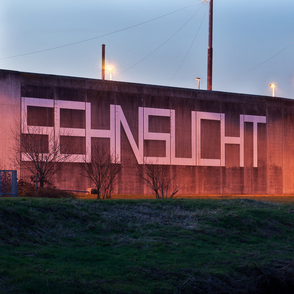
[195,78,201,89]
[270,83,276,97]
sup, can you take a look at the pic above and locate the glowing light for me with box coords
[107,67,114,81]
[270,83,276,97]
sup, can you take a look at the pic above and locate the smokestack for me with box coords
[102,44,105,80]
[207,0,213,90]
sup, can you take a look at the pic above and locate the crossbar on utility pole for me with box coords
[207,0,213,90]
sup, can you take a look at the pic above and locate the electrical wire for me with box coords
[167,4,208,85]
[115,0,206,78]
[216,41,294,87]
[0,1,203,61]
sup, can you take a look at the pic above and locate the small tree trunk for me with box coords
[96,187,101,199]
[35,171,38,191]
[155,189,159,199]
[160,187,164,199]
[39,174,45,188]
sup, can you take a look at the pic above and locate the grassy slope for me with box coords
[1,198,294,293]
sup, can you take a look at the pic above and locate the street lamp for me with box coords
[195,78,201,89]
[107,67,114,81]
[270,83,276,97]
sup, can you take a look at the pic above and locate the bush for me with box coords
[34,187,75,198]
[17,179,35,197]
[17,180,75,198]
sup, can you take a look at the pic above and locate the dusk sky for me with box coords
[1,0,294,98]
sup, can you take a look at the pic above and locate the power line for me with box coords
[216,41,294,87]
[167,4,208,85]
[115,1,206,78]
[0,1,203,61]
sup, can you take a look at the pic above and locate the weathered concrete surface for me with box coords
[0,70,21,171]
[1,69,294,195]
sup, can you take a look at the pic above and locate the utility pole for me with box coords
[207,0,213,90]
[102,44,106,80]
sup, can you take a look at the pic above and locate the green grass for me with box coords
[1,197,294,293]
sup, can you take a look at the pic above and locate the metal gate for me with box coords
[0,170,17,197]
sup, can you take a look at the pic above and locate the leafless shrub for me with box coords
[138,163,178,199]
[14,126,73,189]
[84,145,121,199]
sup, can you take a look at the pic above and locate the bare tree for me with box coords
[84,145,121,199]
[16,126,72,189]
[138,163,178,199]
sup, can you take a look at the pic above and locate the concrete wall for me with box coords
[0,71,21,171]
[1,69,294,195]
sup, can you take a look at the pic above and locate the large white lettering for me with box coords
[21,98,266,167]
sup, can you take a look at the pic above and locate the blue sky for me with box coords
[1,0,294,98]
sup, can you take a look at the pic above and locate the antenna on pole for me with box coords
[102,44,106,80]
[207,0,213,90]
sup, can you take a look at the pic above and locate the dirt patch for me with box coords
[76,193,294,203]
